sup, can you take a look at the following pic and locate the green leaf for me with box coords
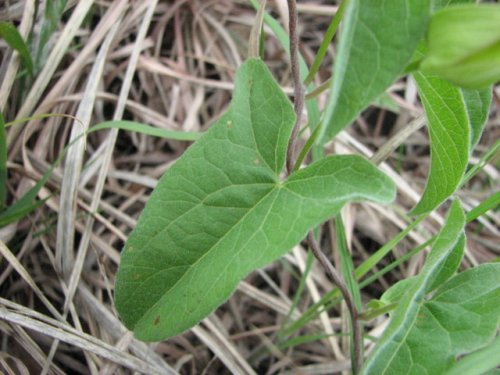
[362,200,466,374]
[406,263,500,374]
[114,58,396,342]
[0,22,33,75]
[411,73,470,215]
[462,88,492,151]
[380,276,417,306]
[444,336,500,375]
[319,0,430,142]
[419,5,500,89]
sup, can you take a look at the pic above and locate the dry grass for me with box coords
[0,1,498,374]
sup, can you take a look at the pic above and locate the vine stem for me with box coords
[284,1,362,372]
[307,233,363,374]
[285,0,304,175]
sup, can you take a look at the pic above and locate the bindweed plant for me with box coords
[115,1,500,373]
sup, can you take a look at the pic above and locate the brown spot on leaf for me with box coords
[154,315,160,325]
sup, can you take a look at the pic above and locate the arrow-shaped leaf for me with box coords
[114,58,396,341]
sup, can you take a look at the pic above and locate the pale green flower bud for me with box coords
[420,5,500,89]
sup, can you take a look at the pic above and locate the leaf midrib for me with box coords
[132,184,279,327]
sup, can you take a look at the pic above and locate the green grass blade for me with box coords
[4,113,81,128]
[0,113,7,210]
[5,116,201,142]
[303,0,347,85]
[34,0,69,71]
[0,22,33,75]
[283,250,313,328]
[279,333,340,350]
[466,191,500,223]
[0,131,79,227]
[293,123,321,171]
[0,197,48,228]
[335,214,361,310]
[278,251,314,342]
[462,140,500,185]
[359,238,434,290]
[89,121,202,141]
[335,213,363,370]
[282,292,343,337]
[0,118,202,227]
[355,215,426,279]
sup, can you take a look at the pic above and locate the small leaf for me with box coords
[319,0,430,142]
[419,5,500,89]
[411,73,470,215]
[373,263,500,374]
[380,276,417,305]
[362,200,466,374]
[114,58,396,341]
[0,22,33,75]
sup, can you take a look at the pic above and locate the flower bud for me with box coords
[419,5,500,89]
